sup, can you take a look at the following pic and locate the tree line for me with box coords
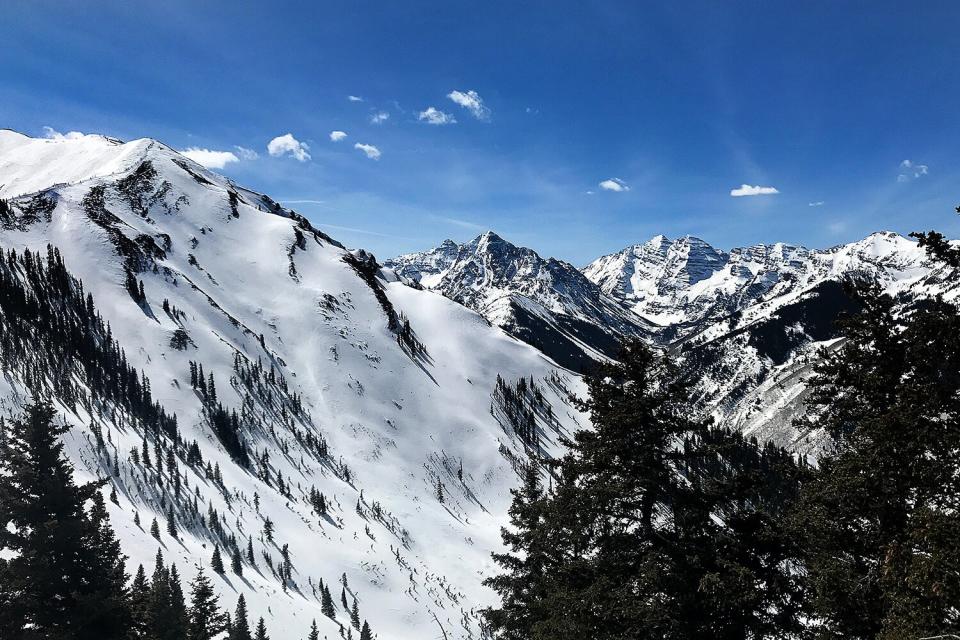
[483,218,960,639]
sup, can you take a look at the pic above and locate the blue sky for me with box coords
[3,1,959,263]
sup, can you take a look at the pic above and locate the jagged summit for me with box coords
[386,231,651,370]
[583,231,928,330]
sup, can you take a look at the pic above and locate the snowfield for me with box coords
[0,130,586,640]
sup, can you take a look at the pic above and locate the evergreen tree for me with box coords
[483,341,806,639]
[359,620,372,640]
[321,583,336,619]
[228,594,253,640]
[211,545,225,574]
[150,517,161,540]
[187,569,227,640]
[254,617,269,640]
[0,401,132,639]
[350,598,360,630]
[231,547,243,576]
[129,564,151,638]
[166,505,178,539]
[167,564,190,640]
[795,279,960,638]
[306,619,319,640]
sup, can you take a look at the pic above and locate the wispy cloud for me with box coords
[329,130,348,142]
[447,90,491,120]
[418,107,457,125]
[730,184,779,197]
[370,111,390,125]
[428,214,484,230]
[318,223,398,238]
[42,126,85,140]
[599,178,630,192]
[808,201,824,207]
[234,146,259,160]
[897,159,928,182]
[180,148,239,169]
[267,133,311,162]
[354,143,381,160]
[347,95,364,102]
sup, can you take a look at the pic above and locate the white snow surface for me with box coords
[0,130,587,640]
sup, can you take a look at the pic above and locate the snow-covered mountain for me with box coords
[0,130,588,640]
[584,233,952,452]
[584,232,930,337]
[385,233,652,371]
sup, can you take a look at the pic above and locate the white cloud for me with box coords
[730,184,779,197]
[370,111,390,125]
[599,178,630,192]
[329,130,348,142]
[234,146,259,160]
[42,126,85,140]
[447,90,491,120]
[417,107,457,125]
[180,148,240,169]
[897,159,928,182]
[267,133,311,162]
[354,143,381,160]
[348,95,364,102]
[808,201,824,207]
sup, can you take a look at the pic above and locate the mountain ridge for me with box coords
[0,130,588,640]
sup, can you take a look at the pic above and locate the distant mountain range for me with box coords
[389,227,954,452]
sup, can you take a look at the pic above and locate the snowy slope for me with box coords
[386,233,652,371]
[0,130,587,640]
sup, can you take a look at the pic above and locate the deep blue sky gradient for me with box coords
[3,1,959,262]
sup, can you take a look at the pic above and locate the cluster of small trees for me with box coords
[492,374,553,451]
[0,245,177,437]
[484,222,960,639]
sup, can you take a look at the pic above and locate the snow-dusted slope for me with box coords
[386,233,651,371]
[0,130,587,640]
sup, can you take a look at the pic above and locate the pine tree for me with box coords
[228,594,253,640]
[306,619,319,640]
[231,547,243,576]
[130,564,151,638]
[167,564,190,640]
[254,617,270,640]
[483,341,806,639]
[350,597,360,629]
[150,517,161,539]
[246,535,256,566]
[341,586,349,610]
[360,620,372,640]
[263,517,274,542]
[166,505,178,538]
[0,401,132,639]
[187,569,227,640]
[321,583,336,619]
[795,279,960,638]
[211,545,225,574]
